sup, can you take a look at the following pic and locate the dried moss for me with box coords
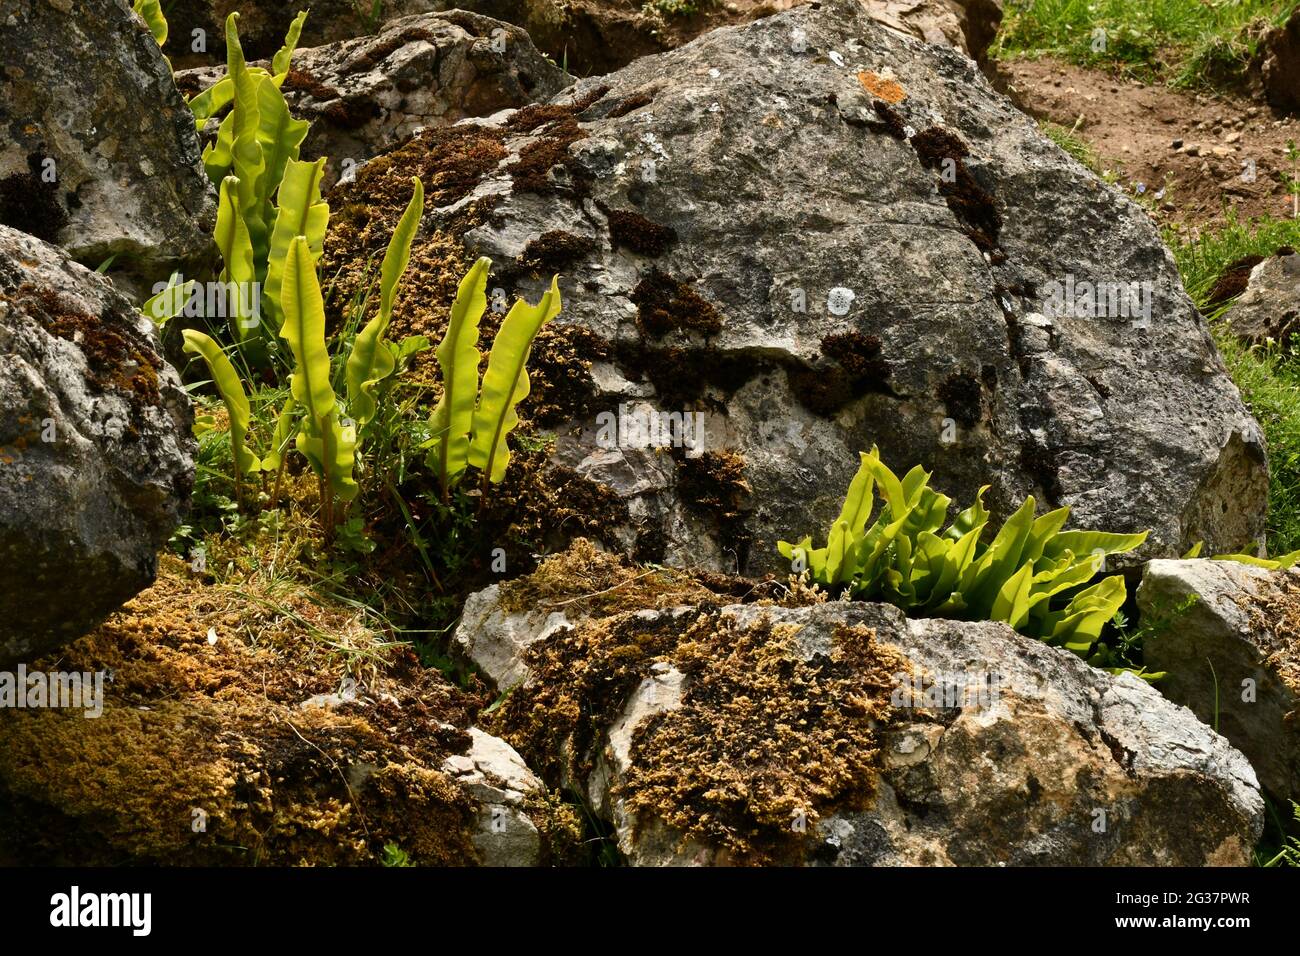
[621,617,906,864]
[1205,253,1266,308]
[607,209,677,257]
[869,100,908,140]
[322,96,383,130]
[279,68,341,101]
[517,230,598,276]
[489,597,908,865]
[608,90,655,118]
[611,341,756,407]
[526,323,610,426]
[0,557,502,865]
[631,269,723,338]
[675,450,753,570]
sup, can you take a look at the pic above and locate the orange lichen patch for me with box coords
[0,556,509,866]
[858,70,906,103]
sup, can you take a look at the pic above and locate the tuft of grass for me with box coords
[1166,213,1300,553]
[994,0,1299,88]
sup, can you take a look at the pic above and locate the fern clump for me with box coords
[779,448,1148,662]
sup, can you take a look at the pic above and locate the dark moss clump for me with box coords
[611,342,756,407]
[322,96,383,130]
[631,269,723,337]
[1019,439,1064,506]
[526,323,611,425]
[607,90,655,118]
[789,332,893,416]
[909,126,1002,252]
[279,68,342,101]
[607,209,677,257]
[13,285,161,409]
[937,368,983,427]
[518,230,598,276]
[870,100,908,140]
[0,156,68,243]
[675,450,753,572]
[502,88,609,197]
[1205,253,1266,308]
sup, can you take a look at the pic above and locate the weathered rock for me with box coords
[0,226,195,665]
[0,559,582,866]
[177,12,572,190]
[0,0,216,295]
[864,0,1002,61]
[1262,8,1300,115]
[1224,250,1300,350]
[1139,558,1300,801]
[457,552,1264,865]
[323,0,1267,577]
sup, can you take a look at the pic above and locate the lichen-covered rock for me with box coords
[0,558,583,866]
[1138,558,1300,802]
[1224,250,1300,350]
[322,0,1266,577]
[0,226,194,665]
[177,12,572,190]
[457,547,1264,865]
[0,0,215,294]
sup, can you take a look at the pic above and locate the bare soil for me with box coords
[991,56,1300,232]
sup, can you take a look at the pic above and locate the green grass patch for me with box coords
[994,0,1298,88]
[1166,212,1300,552]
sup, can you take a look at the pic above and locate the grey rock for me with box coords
[0,226,195,665]
[454,583,572,688]
[441,726,545,866]
[1224,251,1300,350]
[0,0,216,295]
[1139,558,1300,801]
[393,0,1264,574]
[177,11,572,190]
[459,580,1264,865]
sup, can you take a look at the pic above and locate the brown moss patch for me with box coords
[526,323,610,426]
[489,601,907,865]
[910,126,1002,252]
[858,71,907,103]
[517,230,598,276]
[1205,254,1266,308]
[1233,569,1300,702]
[937,368,984,427]
[870,100,908,140]
[280,68,342,101]
[788,332,892,416]
[631,269,723,338]
[0,557,511,865]
[0,156,68,243]
[607,209,677,257]
[611,341,757,407]
[9,284,162,409]
[622,618,906,864]
[675,450,753,570]
[322,96,384,130]
[608,90,655,118]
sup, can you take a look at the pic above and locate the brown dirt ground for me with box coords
[992,55,1300,233]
